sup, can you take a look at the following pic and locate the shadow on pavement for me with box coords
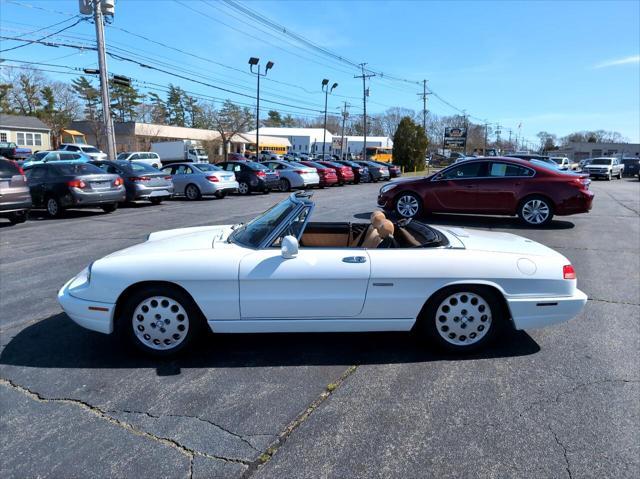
[353,211,575,230]
[1,313,540,375]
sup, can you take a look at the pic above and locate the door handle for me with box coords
[342,256,367,263]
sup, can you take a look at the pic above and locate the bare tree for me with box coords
[202,100,254,161]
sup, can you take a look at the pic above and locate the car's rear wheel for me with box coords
[101,203,118,213]
[279,178,291,192]
[8,211,27,224]
[238,181,250,195]
[185,184,201,201]
[46,196,64,218]
[215,191,227,199]
[149,198,163,205]
[395,192,422,218]
[518,196,553,226]
[617,170,623,179]
[418,286,504,353]
[121,286,203,357]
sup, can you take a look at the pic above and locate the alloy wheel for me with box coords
[185,184,200,200]
[132,296,190,351]
[396,194,420,218]
[435,292,492,346]
[238,182,249,195]
[279,179,290,192]
[521,199,550,225]
[47,198,59,217]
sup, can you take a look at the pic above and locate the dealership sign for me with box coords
[444,127,467,148]
[332,137,346,150]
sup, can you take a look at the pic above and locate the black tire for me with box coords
[149,198,163,205]
[279,178,291,192]
[215,191,227,199]
[517,195,554,226]
[416,285,505,353]
[118,285,204,357]
[184,184,201,201]
[606,172,611,181]
[617,170,622,179]
[238,181,251,195]
[46,196,64,218]
[101,203,118,213]
[8,211,28,224]
[262,188,270,194]
[395,192,423,218]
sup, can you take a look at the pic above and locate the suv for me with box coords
[116,151,161,168]
[620,157,640,177]
[217,160,280,194]
[549,157,578,171]
[23,150,91,168]
[582,157,624,180]
[0,158,31,224]
[59,143,107,161]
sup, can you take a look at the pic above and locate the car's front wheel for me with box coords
[518,196,554,226]
[279,178,291,192]
[46,196,64,218]
[120,286,203,357]
[395,192,422,218]
[8,211,27,224]
[185,184,201,201]
[418,286,503,353]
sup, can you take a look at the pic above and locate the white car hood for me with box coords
[438,226,564,258]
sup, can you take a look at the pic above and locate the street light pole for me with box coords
[321,79,338,158]
[249,57,274,158]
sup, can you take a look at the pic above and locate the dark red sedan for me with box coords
[377,157,594,226]
[316,160,355,185]
[299,160,338,187]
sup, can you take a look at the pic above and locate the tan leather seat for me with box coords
[350,211,385,247]
[377,219,395,240]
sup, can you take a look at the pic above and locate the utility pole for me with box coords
[321,79,338,158]
[82,0,116,159]
[484,121,489,154]
[417,79,431,134]
[354,63,375,160]
[340,101,350,159]
[462,109,469,155]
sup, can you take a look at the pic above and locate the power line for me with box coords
[0,17,84,53]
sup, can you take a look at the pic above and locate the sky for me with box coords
[1,0,639,145]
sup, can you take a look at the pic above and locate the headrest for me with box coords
[370,210,385,223]
[377,219,395,239]
[371,210,386,229]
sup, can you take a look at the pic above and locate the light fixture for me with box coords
[248,57,259,65]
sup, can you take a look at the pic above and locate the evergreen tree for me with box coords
[166,84,186,126]
[392,116,428,170]
[71,76,100,120]
[109,80,144,122]
[263,110,283,127]
[148,92,169,124]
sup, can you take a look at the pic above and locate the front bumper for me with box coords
[58,277,115,334]
[586,170,612,178]
[507,289,587,330]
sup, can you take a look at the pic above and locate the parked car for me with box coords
[161,162,238,200]
[0,141,32,161]
[377,157,594,226]
[259,150,282,161]
[578,159,592,171]
[90,160,174,204]
[355,161,389,182]
[333,159,371,184]
[298,160,339,187]
[227,153,247,162]
[58,191,588,357]
[506,153,559,169]
[24,162,125,217]
[217,160,280,195]
[371,160,402,178]
[453,156,477,164]
[315,154,334,161]
[59,143,108,161]
[261,160,320,191]
[581,157,624,180]
[0,158,31,224]
[314,160,354,185]
[22,150,91,168]
[116,152,162,168]
[620,157,640,177]
[549,157,578,171]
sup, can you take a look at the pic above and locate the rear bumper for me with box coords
[0,197,32,213]
[201,180,239,194]
[133,184,174,200]
[507,289,587,330]
[69,187,126,206]
[58,278,115,334]
[556,190,594,215]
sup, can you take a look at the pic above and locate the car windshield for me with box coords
[116,153,129,160]
[591,159,613,165]
[230,197,299,248]
[30,151,48,161]
[115,161,158,173]
[194,163,222,172]
[53,163,104,175]
[81,146,100,153]
[247,161,268,170]
[551,158,564,164]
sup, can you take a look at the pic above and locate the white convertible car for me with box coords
[59,192,587,356]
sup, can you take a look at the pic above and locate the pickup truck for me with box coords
[582,157,624,180]
[0,142,32,161]
[549,156,578,171]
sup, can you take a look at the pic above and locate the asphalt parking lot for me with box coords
[1,179,639,479]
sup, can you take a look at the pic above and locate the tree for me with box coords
[263,110,283,127]
[72,76,100,120]
[166,84,186,126]
[146,92,169,124]
[202,100,254,161]
[109,80,144,122]
[37,82,80,146]
[392,116,428,171]
[378,107,417,137]
[536,131,557,152]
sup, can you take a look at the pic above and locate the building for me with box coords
[553,141,640,162]
[0,114,52,151]
[248,127,333,154]
[338,135,393,157]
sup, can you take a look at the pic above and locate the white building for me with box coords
[338,135,393,156]
[248,127,333,154]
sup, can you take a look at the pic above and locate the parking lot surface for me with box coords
[1,179,639,478]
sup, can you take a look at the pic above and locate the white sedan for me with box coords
[58,192,587,356]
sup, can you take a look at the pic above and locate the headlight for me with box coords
[380,183,397,195]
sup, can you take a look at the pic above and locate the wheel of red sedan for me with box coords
[395,193,422,218]
[518,196,553,226]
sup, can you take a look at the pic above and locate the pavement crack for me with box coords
[0,378,250,468]
[602,190,639,215]
[549,425,573,479]
[241,364,359,478]
[587,298,640,306]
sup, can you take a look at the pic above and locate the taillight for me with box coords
[206,175,219,182]
[256,170,266,178]
[164,175,172,180]
[131,176,150,182]
[294,170,305,174]
[68,179,86,188]
[11,161,24,174]
[113,177,123,186]
[563,265,576,280]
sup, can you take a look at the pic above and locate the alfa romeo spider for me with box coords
[58,192,587,356]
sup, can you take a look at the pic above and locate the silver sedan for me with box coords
[261,160,320,192]
[162,162,239,200]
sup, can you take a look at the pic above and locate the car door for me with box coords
[474,162,534,213]
[428,161,486,211]
[25,166,47,206]
[171,165,192,194]
[238,209,371,318]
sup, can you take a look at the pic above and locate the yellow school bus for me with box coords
[366,146,393,162]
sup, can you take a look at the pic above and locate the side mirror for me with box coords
[281,235,298,259]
